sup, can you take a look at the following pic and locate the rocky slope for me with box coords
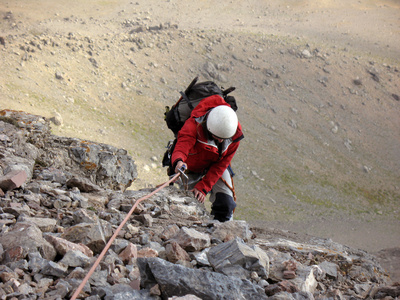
[0,0,399,278]
[0,110,398,299]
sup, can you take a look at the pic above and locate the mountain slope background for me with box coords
[1,0,399,259]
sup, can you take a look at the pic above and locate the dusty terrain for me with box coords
[1,0,399,280]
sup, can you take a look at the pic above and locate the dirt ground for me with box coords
[1,0,399,282]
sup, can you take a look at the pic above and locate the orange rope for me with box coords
[220,176,236,203]
[70,173,181,300]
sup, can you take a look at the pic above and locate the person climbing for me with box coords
[171,94,244,222]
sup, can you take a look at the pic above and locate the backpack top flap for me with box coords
[176,81,223,122]
[186,81,223,101]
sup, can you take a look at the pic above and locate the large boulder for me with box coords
[138,257,268,300]
[0,110,137,191]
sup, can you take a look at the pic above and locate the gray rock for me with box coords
[40,260,68,277]
[353,283,373,298]
[59,250,91,268]
[66,176,102,193]
[1,156,35,184]
[61,220,113,254]
[89,269,109,287]
[73,208,98,224]
[55,71,64,79]
[28,252,47,273]
[193,248,211,266]
[301,49,312,58]
[36,167,67,184]
[17,282,35,294]
[290,265,319,294]
[85,296,101,300]
[0,110,137,191]
[207,237,269,278]
[111,238,131,254]
[318,261,338,279]
[165,295,202,300]
[112,289,156,300]
[139,257,268,300]
[3,204,32,218]
[135,213,153,227]
[211,220,252,242]
[169,227,210,252]
[44,234,93,257]
[45,279,72,298]
[69,191,89,208]
[269,291,315,300]
[18,216,57,232]
[0,222,56,262]
[53,194,72,209]
[49,112,63,126]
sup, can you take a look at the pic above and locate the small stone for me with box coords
[150,284,161,296]
[301,49,312,58]
[55,71,64,80]
[50,112,63,126]
[0,170,27,191]
[137,247,158,258]
[165,241,190,263]
[119,243,137,264]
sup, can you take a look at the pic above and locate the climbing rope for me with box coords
[70,172,181,300]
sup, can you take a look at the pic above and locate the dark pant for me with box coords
[211,193,236,222]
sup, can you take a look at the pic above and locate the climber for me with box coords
[171,95,244,222]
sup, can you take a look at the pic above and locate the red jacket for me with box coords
[171,95,244,195]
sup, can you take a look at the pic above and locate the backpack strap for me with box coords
[180,91,194,109]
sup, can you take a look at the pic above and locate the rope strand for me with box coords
[70,173,180,300]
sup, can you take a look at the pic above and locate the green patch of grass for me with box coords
[338,179,400,206]
[286,187,346,210]
[236,205,268,221]
[356,187,400,206]
[280,171,302,185]
[299,194,345,210]
[315,175,337,189]
[29,93,48,104]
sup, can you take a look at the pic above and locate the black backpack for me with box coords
[162,76,238,173]
[164,76,237,136]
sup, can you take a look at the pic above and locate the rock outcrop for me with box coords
[0,110,397,299]
[0,109,137,191]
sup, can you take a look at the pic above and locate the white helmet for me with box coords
[207,105,238,139]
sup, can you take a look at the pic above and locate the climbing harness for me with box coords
[70,172,181,300]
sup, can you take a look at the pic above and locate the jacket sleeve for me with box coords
[194,139,240,195]
[171,118,197,169]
